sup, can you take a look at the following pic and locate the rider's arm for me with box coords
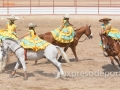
[68,20,73,26]
[19,32,30,39]
[13,24,17,33]
[101,25,105,34]
[59,20,65,31]
[6,22,9,29]
[105,23,111,30]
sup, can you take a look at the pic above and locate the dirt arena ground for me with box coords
[0,15,120,90]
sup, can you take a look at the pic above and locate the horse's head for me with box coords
[99,33,109,50]
[84,25,93,39]
[0,38,19,57]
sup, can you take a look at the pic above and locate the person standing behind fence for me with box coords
[0,15,18,40]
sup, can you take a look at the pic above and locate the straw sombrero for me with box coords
[99,18,111,22]
[28,23,37,27]
[7,15,18,21]
[64,14,70,19]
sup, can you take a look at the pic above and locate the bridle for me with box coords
[102,34,117,52]
[77,26,93,42]
[0,40,22,56]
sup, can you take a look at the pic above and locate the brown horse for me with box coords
[35,25,92,64]
[100,33,120,70]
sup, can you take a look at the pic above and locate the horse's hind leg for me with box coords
[71,46,79,61]
[48,58,64,79]
[110,56,119,71]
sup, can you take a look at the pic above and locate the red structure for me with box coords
[0,0,120,15]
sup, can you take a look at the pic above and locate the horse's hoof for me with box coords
[9,74,14,78]
[60,75,66,80]
[75,58,79,62]
[55,77,60,79]
[23,77,28,80]
[32,63,36,66]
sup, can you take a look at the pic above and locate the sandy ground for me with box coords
[0,15,120,90]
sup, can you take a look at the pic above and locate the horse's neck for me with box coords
[75,27,86,39]
[5,40,20,52]
[108,36,115,46]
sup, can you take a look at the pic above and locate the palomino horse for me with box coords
[0,38,70,80]
[100,33,120,70]
[36,25,92,64]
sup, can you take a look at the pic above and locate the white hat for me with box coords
[28,23,37,27]
[64,14,70,18]
[7,15,18,21]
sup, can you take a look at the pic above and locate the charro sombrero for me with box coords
[7,15,18,21]
[99,18,111,22]
[64,14,70,18]
[28,23,37,27]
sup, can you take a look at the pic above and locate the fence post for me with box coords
[76,0,77,14]
[53,0,54,14]
[110,0,111,6]
[39,0,40,6]
[3,0,4,7]
[74,0,77,14]
[30,0,31,14]
[98,0,99,14]
[7,0,9,15]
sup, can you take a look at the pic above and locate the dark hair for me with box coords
[29,27,36,35]
[64,18,69,20]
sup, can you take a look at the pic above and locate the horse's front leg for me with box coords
[114,56,120,68]
[0,62,2,73]
[117,53,120,67]
[9,60,20,78]
[70,46,79,61]
[109,56,119,71]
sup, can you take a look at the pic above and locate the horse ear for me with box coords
[89,25,91,28]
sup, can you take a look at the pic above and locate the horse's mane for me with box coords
[74,25,88,32]
[5,38,19,44]
[102,34,115,44]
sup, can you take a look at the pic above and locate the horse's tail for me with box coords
[56,46,71,64]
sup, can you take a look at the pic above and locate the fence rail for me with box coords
[0,0,120,15]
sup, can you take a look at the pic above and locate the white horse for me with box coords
[0,38,70,80]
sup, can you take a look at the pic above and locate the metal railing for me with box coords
[0,0,120,15]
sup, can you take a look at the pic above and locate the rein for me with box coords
[107,36,118,52]
[78,37,88,42]
[14,46,22,53]
[1,41,22,54]
[75,26,92,42]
